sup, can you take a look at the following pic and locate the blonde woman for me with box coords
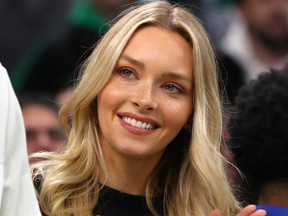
[31,1,266,216]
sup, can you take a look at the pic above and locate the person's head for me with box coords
[35,1,240,215]
[228,66,288,204]
[18,92,65,162]
[237,0,288,49]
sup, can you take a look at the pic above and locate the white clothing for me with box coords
[220,10,288,83]
[0,63,41,215]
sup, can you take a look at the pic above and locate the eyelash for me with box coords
[119,68,136,79]
[163,83,183,93]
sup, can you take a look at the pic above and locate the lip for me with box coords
[117,112,160,135]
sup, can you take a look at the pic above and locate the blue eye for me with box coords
[120,68,135,78]
[164,83,182,93]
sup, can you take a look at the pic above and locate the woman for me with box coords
[31,1,266,215]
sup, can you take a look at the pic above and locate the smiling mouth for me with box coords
[120,116,158,130]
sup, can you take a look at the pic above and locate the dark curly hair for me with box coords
[228,66,288,203]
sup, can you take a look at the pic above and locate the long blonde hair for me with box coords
[31,1,241,215]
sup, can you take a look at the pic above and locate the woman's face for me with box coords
[97,25,193,162]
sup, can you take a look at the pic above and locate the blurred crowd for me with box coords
[3,0,288,103]
[1,0,288,212]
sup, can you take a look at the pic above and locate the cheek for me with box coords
[97,84,125,117]
[158,100,191,152]
[162,100,192,129]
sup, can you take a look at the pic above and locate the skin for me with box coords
[22,104,65,162]
[259,181,288,206]
[97,25,193,195]
[240,0,288,63]
[209,205,266,216]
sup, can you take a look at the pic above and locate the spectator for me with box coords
[220,0,288,84]
[18,92,66,163]
[228,65,288,215]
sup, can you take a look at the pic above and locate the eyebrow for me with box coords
[120,54,192,84]
[161,72,192,85]
[120,55,145,69]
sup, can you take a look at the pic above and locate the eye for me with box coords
[163,83,182,93]
[120,68,136,79]
[26,129,38,141]
[48,128,65,141]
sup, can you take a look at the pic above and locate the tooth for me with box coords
[142,122,147,129]
[131,119,136,126]
[122,116,155,129]
[136,121,142,128]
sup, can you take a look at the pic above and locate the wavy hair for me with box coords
[31,1,241,215]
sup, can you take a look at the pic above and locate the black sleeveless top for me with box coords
[34,176,164,216]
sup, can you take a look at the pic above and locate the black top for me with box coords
[94,186,164,216]
[35,176,164,216]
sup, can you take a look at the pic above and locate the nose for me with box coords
[131,81,158,110]
[36,133,55,151]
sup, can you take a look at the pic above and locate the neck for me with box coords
[259,181,288,207]
[100,150,161,196]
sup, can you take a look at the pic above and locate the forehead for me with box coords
[123,25,193,58]
[122,25,193,65]
[22,104,58,119]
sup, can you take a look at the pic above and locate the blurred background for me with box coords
[0,0,233,75]
[2,1,288,210]
[0,0,75,73]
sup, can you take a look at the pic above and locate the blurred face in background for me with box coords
[22,104,65,162]
[241,0,288,48]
